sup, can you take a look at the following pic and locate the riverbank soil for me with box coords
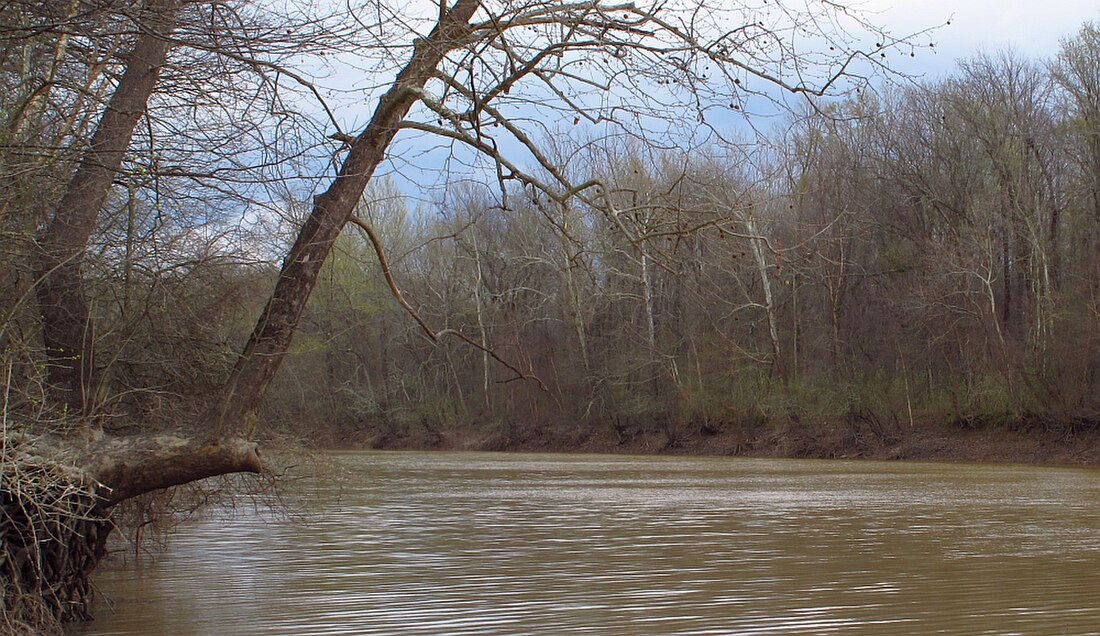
[334,411,1100,467]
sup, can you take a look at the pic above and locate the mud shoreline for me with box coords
[331,416,1100,468]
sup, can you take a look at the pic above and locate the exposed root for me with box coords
[1,435,110,635]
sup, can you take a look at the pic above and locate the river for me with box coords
[69,451,1100,635]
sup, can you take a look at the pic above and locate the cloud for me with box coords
[857,0,1100,75]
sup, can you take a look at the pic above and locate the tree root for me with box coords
[1,438,110,634]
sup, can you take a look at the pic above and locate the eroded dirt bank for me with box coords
[328,414,1100,468]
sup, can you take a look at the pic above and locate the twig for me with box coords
[348,215,437,341]
[348,215,547,391]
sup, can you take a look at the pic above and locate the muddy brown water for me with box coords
[69,451,1100,635]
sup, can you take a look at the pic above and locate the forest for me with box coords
[2,0,1100,631]
[283,47,1100,455]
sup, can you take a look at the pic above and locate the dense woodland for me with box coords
[2,0,1100,629]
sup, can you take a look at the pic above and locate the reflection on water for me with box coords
[71,452,1100,635]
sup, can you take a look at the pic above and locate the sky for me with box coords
[335,0,1100,202]
[864,0,1100,76]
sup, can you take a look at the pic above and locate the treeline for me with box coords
[273,28,1100,448]
[3,17,1100,452]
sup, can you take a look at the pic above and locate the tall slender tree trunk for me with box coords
[640,250,657,353]
[1090,138,1100,228]
[560,206,591,373]
[743,211,784,378]
[791,271,800,382]
[1001,229,1013,337]
[564,263,591,371]
[470,232,492,409]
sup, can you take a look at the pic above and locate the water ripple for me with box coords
[71,453,1100,635]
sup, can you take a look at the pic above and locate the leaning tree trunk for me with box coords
[34,0,183,417]
[205,0,481,436]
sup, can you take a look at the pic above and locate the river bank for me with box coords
[332,414,1100,467]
